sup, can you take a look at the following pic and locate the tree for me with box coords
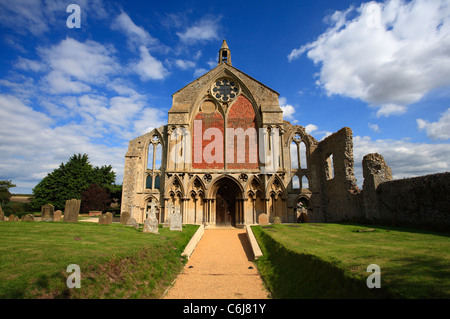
[31,154,116,210]
[0,180,16,207]
[80,184,112,213]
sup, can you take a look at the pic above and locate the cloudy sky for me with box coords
[0,0,449,193]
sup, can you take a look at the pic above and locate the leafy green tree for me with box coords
[31,154,116,210]
[0,180,16,207]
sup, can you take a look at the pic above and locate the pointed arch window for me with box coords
[290,141,299,170]
[155,144,162,170]
[146,175,153,189]
[299,141,307,169]
[291,133,308,170]
[292,175,300,189]
[154,175,160,189]
[302,175,309,189]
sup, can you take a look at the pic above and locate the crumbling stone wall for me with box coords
[313,127,362,222]
[362,153,393,221]
[376,173,450,231]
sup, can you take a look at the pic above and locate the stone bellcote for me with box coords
[218,39,231,66]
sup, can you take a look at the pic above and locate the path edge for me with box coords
[245,225,263,260]
[181,225,205,259]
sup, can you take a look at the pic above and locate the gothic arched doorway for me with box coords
[212,177,243,227]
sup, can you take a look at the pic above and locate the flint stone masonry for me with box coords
[363,153,393,221]
[376,173,450,231]
[63,199,81,223]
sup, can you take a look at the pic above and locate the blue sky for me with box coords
[1,0,450,194]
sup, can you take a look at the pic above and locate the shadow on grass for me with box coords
[253,226,392,299]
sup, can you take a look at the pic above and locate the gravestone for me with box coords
[126,217,138,228]
[98,214,108,225]
[0,206,4,221]
[120,211,131,225]
[105,212,113,224]
[9,214,18,222]
[41,204,54,221]
[22,214,35,222]
[258,213,269,225]
[53,210,62,222]
[143,207,159,234]
[164,204,174,227]
[63,199,81,223]
[170,206,182,231]
[273,216,282,224]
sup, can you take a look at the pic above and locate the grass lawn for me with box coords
[0,221,198,299]
[252,223,450,299]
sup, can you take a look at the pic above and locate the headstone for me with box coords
[63,199,81,223]
[273,216,282,224]
[143,207,159,234]
[126,217,138,228]
[105,212,113,224]
[98,214,108,225]
[53,210,62,222]
[170,206,182,231]
[41,204,54,221]
[258,213,269,225]
[164,204,174,227]
[9,214,18,222]
[22,214,35,222]
[120,211,130,225]
[0,206,4,221]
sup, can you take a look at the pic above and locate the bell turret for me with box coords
[218,39,232,66]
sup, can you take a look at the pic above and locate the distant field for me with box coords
[9,196,33,203]
[0,222,198,299]
[252,223,450,299]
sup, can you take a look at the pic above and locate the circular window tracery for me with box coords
[211,78,240,103]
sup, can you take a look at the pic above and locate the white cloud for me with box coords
[0,0,108,37]
[177,16,221,43]
[305,124,318,134]
[174,59,196,70]
[353,135,450,187]
[368,123,380,132]
[417,108,450,140]
[133,46,169,81]
[279,97,296,120]
[112,11,158,49]
[288,0,450,117]
[38,37,119,94]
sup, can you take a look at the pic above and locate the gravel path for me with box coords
[163,228,270,299]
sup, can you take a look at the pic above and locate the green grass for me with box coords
[0,221,198,299]
[252,223,450,299]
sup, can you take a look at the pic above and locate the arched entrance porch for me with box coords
[209,176,244,227]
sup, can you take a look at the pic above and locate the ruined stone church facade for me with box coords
[120,41,378,227]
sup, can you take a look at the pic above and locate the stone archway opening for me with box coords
[212,177,243,227]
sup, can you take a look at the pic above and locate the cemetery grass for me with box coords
[0,222,198,299]
[252,223,450,299]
